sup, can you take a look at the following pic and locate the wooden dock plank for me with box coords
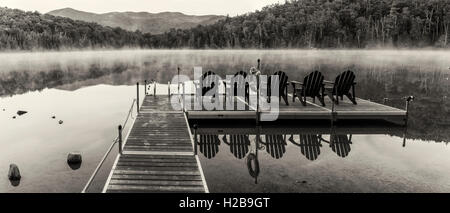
[104,95,208,193]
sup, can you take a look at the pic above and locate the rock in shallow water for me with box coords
[67,152,82,164]
[8,164,21,180]
[59,120,63,124]
[17,110,27,116]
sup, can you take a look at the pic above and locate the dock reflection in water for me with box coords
[191,120,422,192]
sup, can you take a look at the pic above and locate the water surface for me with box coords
[0,49,449,192]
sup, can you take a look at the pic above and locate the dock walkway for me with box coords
[103,96,208,193]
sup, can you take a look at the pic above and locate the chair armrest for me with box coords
[290,80,303,85]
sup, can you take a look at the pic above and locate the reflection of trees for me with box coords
[0,63,129,96]
[358,68,450,143]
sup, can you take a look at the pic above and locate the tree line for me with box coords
[1,0,450,50]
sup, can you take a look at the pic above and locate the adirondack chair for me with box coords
[330,134,352,158]
[197,134,221,159]
[263,135,287,159]
[325,70,357,105]
[291,71,326,106]
[223,71,250,101]
[194,71,219,96]
[222,135,250,159]
[289,134,322,161]
[267,71,289,105]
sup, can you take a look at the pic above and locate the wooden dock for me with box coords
[101,82,407,193]
[183,93,407,123]
[103,96,209,193]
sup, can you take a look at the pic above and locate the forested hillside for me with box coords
[152,0,450,48]
[0,7,148,50]
[48,8,224,34]
[1,0,450,50]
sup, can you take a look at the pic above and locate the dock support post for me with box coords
[136,82,140,114]
[144,80,147,95]
[118,125,123,155]
[154,81,156,96]
[193,124,198,155]
[168,81,171,97]
[405,96,414,126]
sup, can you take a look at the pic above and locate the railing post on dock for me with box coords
[144,80,147,95]
[178,67,180,94]
[331,99,337,125]
[256,88,260,125]
[136,82,140,114]
[182,82,186,112]
[118,125,123,155]
[168,81,171,97]
[193,124,198,155]
[404,96,414,127]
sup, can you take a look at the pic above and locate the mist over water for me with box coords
[1,49,448,141]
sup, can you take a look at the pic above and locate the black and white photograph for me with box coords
[0,0,449,209]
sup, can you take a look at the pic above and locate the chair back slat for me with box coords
[232,71,248,96]
[229,134,250,159]
[334,70,355,96]
[299,134,321,161]
[265,135,286,159]
[331,135,351,158]
[303,71,324,96]
[198,134,220,159]
[272,71,288,91]
[202,71,219,96]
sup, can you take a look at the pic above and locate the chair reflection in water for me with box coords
[330,134,352,158]
[222,135,251,159]
[197,134,221,159]
[288,134,353,159]
[261,135,287,159]
[320,134,353,158]
[289,134,323,161]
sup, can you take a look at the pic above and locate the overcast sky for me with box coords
[1,0,282,16]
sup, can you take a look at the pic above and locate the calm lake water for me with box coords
[0,49,449,192]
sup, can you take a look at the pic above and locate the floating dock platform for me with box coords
[183,94,407,123]
[102,83,407,193]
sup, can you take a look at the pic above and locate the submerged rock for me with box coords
[67,152,82,164]
[59,120,63,124]
[17,111,27,116]
[8,164,21,181]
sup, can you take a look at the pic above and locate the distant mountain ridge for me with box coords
[47,8,225,34]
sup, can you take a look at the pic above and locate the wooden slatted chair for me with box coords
[330,134,352,158]
[291,71,326,106]
[200,71,220,96]
[263,135,287,159]
[198,134,221,159]
[289,134,322,161]
[222,135,250,159]
[325,70,357,105]
[267,71,289,105]
[223,71,250,101]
